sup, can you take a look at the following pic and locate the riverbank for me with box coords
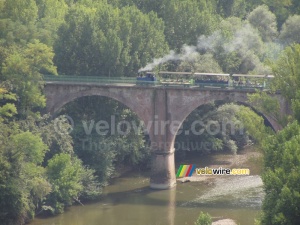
[212,219,237,225]
[177,145,263,183]
[178,146,263,225]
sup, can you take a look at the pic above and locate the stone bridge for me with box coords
[44,82,289,189]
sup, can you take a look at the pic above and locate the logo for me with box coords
[176,165,250,177]
[176,164,196,178]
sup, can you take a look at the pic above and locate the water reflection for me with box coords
[30,173,262,225]
[167,187,176,225]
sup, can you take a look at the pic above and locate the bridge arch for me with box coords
[44,83,155,136]
[176,101,275,134]
[166,89,281,148]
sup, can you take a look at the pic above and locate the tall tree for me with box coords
[2,40,57,115]
[247,5,278,42]
[270,44,300,121]
[216,0,247,18]
[261,122,300,225]
[45,153,84,214]
[1,0,38,24]
[262,0,292,28]
[54,3,168,76]
[162,0,219,50]
[35,0,68,46]
[279,15,300,46]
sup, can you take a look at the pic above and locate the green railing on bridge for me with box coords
[43,75,138,84]
[43,75,272,91]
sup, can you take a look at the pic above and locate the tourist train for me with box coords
[136,71,274,89]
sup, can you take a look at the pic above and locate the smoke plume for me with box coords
[139,22,281,74]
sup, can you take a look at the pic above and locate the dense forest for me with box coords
[1,0,300,224]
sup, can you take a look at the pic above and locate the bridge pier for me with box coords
[150,149,176,189]
[149,89,177,189]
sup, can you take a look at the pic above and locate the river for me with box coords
[30,148,263,225]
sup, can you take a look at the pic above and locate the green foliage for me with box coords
[247,91,285,127]
[79,166,102,200]
[247,5,278,42]
[12,131,49,164]
[18,115,75,159]
[0,107,100,223]
[279,15,300,45]
[291,91,300,123]
[1,0,38,24]
[1,0,300,224]
[46,153,84,214]
[161,0,219,50]
[226,139,238,154]
[214,49,242,74]
[236,104,273,144]
[2,40,57,115]
[0,124,51,224]
[290,0,300,14]
[216,0,247,18]
[270,44,300,122]
[178,53,223,73]
[262,0,292,28]
[175,103,250,157]
[54,3,168,76]
[257,40,300,225]
[202,17,271,74]
[0,87,17,121]
[0,0,66,46]
[195,211,212,225]
[261,122,300,224]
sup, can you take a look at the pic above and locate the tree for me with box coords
[270,44,300,99]
[35,0,68,46]
[175,103,252,157]
[19,115,75,160]
[45,153,84,214]
[2,40,57,115]
[1,0,38,24]
[0,0,40,45]
[111,0,168,15]
[247,5,278,42]
[195,211,212,225]
[290,0,300,14]
[203,17,269,74]
[177,53,223,73]
[216,0,247,18]
[0,87,17,121]
[261,122,300,224]
[247,91,286,127]
[262,0,292,28]
[54,3,168,76]
[0,127,51,224]
[279,15,300,45]
[162,0,219,50]
[236,104,273,144]
[12,131,49,164]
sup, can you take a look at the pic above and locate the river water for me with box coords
[30,151,263,225]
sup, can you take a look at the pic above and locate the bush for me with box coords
[195,211,212,225]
